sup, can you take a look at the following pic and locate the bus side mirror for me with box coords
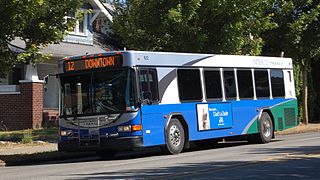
[43,74,56,92]
[44,75,49,92]
[142,92,152,105]
[138,92,153,106]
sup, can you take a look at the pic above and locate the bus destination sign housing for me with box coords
[63,54,123,72]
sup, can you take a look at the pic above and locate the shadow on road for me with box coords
[2,138,319,170]
[65,153,320,180]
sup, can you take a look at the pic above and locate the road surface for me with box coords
[0,132,319,179]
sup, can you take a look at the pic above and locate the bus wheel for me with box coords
[165,118,185,154]
[249,112,273,143]
[96,150,117,159]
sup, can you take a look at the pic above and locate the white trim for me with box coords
[90,10,101,25]
[220,68,226,102]
[0,92,21,95]
[252,69,257,100]
[199,68,207,102]
[268,69,273,99]
[234,68,240,101]
[19,80,44,83]
[90,0,113,22]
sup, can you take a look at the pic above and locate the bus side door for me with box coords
[138,68,166,146]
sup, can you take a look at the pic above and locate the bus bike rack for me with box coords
[77,116,101,147]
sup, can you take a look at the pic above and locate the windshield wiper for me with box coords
[96,100,119,113]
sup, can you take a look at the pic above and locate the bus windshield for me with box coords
[60,68,136,116]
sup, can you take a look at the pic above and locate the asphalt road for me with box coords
[0,132,319,180]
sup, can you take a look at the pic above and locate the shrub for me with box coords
[21,131,33,144]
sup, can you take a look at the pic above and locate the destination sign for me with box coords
[63,54,123,72]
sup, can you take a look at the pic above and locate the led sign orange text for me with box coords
[63,55,122,72]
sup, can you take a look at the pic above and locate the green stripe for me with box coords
[245,99,298,134]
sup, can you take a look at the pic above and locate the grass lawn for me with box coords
[0,128,59,143]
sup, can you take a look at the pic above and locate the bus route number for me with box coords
[67,61,75,71]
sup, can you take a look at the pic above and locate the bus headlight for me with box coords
[117,125,131,132]
[117,125,142,132]
[60,130,72,136]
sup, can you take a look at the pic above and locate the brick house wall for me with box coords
[0,82,43,130]
[43,108,59,128]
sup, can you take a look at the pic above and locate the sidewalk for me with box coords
[0,142,94,167]
[0,143,57,156]
[275,122,320,135]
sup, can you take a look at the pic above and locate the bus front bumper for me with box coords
[58,136,143,152]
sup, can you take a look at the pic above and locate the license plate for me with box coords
[89,128,99,135]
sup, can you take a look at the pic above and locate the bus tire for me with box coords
[96,150,117,159]
[165,118,185,155]
[249,112,273,143]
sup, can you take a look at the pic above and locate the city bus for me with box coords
[57,51,298,157]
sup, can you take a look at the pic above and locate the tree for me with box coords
[262,0,320,124]
[111,0,276,55]
[0,0,83,77]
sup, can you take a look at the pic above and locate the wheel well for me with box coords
[262,109,275,138]
[171,114,190,149]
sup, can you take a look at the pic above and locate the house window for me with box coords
[66,12,88,36]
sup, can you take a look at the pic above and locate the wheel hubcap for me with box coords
[262,120,271,137]
[169,125,181,147]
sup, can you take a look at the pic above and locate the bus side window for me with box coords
[223,69,237,99]
[270,69,285,97]
[177,69,203,101]
[138,68,159,103]
[254,70,270,98]
[204,70,222,99]
[237,69,254,99]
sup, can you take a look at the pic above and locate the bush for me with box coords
[0,128,58,143]
[21,131,33,144]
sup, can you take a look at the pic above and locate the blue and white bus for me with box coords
[57,51,298,157]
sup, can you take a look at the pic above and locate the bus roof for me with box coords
[61,51,293,72]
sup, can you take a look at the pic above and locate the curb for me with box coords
[0,151,96,167]
[0,159,5,167]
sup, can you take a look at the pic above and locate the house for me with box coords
[0,0,117,130]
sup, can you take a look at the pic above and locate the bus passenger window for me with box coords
[237,70,254,99]
[177,69,202,101]
[204,70,222,99]
[254,70,270,98]
[223,70,236,99]
[138,69,159,102]
[271,69,285,97]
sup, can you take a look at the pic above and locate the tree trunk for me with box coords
[302,64,309,125]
